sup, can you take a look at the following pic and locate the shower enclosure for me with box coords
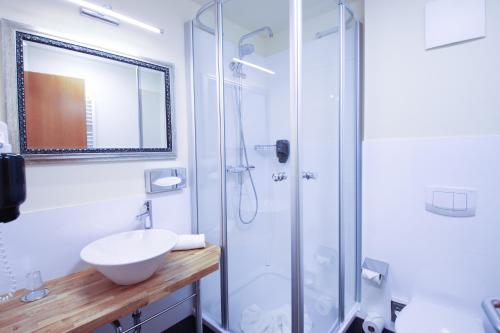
[186,0,361,331]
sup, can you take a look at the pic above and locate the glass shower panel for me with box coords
[191,6,223,327]
[221,0,292,331]
[341,6,360,316]
[301,0,341,331]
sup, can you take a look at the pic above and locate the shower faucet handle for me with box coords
[302,171,317,180]
[272,172,287,182]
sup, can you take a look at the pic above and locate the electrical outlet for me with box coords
[391,300,407,322]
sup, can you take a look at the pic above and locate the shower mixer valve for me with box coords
[272,172,287,182]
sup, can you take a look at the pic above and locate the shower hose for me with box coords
[235,72,259,224]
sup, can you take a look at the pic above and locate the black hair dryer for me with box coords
[0,154,26,223]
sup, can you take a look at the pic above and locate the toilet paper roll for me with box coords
[172,234,206,251]
[362,268,382,286]
[362,313,385,333]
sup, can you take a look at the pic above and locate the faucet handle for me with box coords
[144,200,151,212]
[136,200,151,216]
[136,200,153,229]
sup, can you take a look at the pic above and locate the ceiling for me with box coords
[193,0,340,33]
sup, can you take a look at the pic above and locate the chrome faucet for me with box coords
[136,200,153,230]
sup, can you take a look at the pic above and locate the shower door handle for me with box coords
[302,171,317,180]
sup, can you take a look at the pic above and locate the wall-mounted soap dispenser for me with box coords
[0,122,26,304]
[0,122,26,223]
[276,140,289,163]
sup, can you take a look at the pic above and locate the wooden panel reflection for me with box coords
[24,71,87,149]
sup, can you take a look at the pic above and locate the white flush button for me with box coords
[426,186,476,217]
[453,193,467,211]
[433,191,453,209]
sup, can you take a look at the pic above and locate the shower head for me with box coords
[238,26,274,46]
[232,26,274,76]
[237,26,273,59]
[239,43,255,58]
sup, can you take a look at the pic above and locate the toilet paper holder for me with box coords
[362,258,389,287]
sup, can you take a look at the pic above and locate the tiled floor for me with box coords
[162,316,215,333]
[163,316,394,333]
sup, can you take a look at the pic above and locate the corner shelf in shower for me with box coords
[254,144,276,152]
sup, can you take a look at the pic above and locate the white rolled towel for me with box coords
[173,234,206,251]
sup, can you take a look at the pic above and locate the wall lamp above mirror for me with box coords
[1,20,175,162]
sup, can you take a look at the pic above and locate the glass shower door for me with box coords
[221,0,293,331]
[190,4,223,328]
[301,1,341,331]
[189,1,360,331]
[340,5,361,318]
[300,2,360,332]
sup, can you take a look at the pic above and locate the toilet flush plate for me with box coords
[425,186,476,217]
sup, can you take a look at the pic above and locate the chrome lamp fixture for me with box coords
[66,0,164,34]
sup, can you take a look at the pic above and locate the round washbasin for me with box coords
[80,229,178,285]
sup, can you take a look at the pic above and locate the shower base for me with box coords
[227,270,339,333]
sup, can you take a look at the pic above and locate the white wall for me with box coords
[363,0,500,331]
[0,0,202,331]
[364,0,500,140]
[0,0,198,212]
[362,137,500,332]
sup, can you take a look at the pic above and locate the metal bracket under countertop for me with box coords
[111,285,201,333]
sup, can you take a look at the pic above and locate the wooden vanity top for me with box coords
[0,245,220,333]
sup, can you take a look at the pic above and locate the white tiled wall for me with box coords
[361,135,500,332]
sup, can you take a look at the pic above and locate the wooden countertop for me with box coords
[0,245,220,333]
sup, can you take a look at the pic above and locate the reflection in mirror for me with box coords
[139,67,167,148]
[15,32,173,159]
[23,41,140,149]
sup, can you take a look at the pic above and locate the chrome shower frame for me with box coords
[186,0,362,331]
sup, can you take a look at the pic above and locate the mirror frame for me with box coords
[1,19,176,163]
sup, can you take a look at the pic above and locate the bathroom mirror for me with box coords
[2,21,175,162]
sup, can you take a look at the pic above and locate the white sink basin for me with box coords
[80,229,178,285]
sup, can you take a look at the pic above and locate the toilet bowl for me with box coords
[395,296,483,333]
